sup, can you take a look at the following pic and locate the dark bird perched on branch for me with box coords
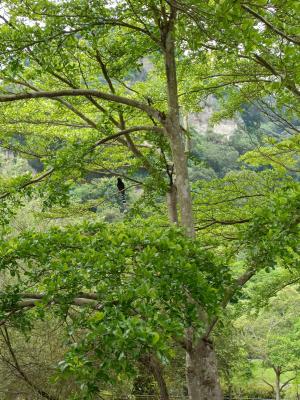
[117,178,126,211]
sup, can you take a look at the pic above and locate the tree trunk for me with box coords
[141,354,170,400]
[162,13,195,238]
[274,367,281,400]
[161,7,221,400]
[149,355,170,400]
[168,131,195,237]
[167,183,178,223]
[186,339,223,400]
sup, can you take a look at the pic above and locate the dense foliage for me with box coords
[0,0,299,399]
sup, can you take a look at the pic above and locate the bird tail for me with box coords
[121,191,126,204]
[120,190,126,212]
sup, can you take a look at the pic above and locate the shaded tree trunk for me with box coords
[161,6,222,400]
[167,183,178,223]
[274,367,281,400]
[148,355,170,400]
[141,354,170,400]
[162,8,195,238]
[186,339,223,400]
[167,130,194,236]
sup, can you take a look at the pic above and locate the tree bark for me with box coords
[162,10,195,238]
[161,6,222,400]
[274,367,281,400]
[167,183,178,223]
[186,338,223,400]
[141,354,170,400]
[168,131,195,237]
[149,355,170,400]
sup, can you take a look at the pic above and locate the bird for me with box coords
[117,178,126,211]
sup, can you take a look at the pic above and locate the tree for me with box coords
[0,1,299,399]
[240,288,300,400]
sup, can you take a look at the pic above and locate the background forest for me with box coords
[0,0,299,400]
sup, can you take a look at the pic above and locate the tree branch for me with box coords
[262,378,274,391]
[0,327,58,400]
[194,194,264,206]
[254,54,279,76]
[0,125,160,200]
[4,119,92,129]
[0,296,99,326]
[203,267,257,339]
[91,49,157,170]
[253,55,300,98]
[28,62,122,128]
[196,218,251,230]
[0,89,164,123]
[9,79,101,129]
[242,5,300,45]
[280,376,296,391]
[91,125,163,149]
[0,168,54,200]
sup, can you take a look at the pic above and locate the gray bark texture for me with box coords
[163,14,195,238]
[186,339,223,400]
[167,184,178,223]
[161,7,222,400]
[275,368,281,400]
[141,354,170,400]
[148,355,170,400]
[168,131,195,237]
